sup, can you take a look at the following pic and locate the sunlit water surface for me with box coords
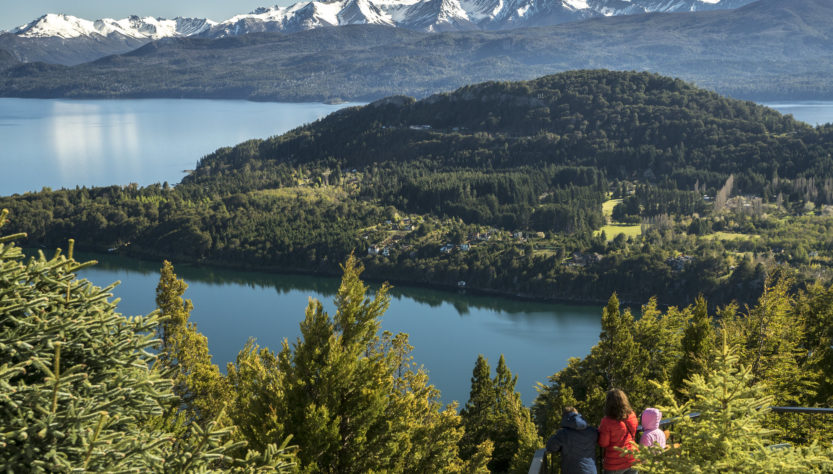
[0,98,358,195]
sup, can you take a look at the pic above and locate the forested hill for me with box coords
[187,70,830,195]
[4,70,833,307]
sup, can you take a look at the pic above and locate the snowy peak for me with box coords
[10,0,757,40]
[402,0,477,31]
[587,0,756,16]
[7,0,758,42]
[13,13,215,40]
[338,0,395,26]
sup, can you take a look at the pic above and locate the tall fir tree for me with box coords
[155,260,229,424]
[460,354,540,473]
[226,254,485,473]
[0,210,293,472]
[459,355,495,460]
[671,296,715,396]
[725,274,816,409]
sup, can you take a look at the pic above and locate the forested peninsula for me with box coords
[4,70,833,307]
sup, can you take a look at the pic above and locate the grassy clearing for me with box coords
[702,232,760,241]
[257,186,348,203]
[602,199,623,219]
[595,224,642,240]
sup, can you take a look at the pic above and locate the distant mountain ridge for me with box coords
[12,13,215,40]
[1,0,755,64]
[1,0,829,101]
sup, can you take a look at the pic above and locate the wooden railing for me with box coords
[528,406,832,474]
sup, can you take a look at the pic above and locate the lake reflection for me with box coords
[75,252,602,405]
[0,98,359,195]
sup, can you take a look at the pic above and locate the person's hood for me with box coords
[641,408,662,430]
[561,411,588,430]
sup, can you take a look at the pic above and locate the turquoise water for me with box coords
[73,252,603,406]
[0,98,359,195]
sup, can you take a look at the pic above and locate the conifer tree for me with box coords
[596,293,650,411]
[155,260,229,424]
[671,296,715,395]
[459,354,540,473]
[796,284,833,406]
[0,210,292,472]
[635,331,832,473]
[226,254,480,473]
[725,274,815,407]
[459,355,495,460]
[633,297,686,403]
[534,294,684,431]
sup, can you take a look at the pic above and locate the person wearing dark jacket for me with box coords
[546,407,599,474]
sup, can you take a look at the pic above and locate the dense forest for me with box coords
[2,70,833,307]
[3,216,831,471]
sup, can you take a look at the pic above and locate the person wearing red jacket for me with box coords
[597,388,638,474]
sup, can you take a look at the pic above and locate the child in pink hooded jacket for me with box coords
[639,408,666,449]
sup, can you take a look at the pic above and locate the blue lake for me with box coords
[74,252,602,406]
[0,98,359,195]
[764,101,833,126]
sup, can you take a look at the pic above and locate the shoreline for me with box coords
[71,246,631,310]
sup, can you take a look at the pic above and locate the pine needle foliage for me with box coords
[634,331,833,473]
[459,354,540,474]
[671,296,716,396]
[155,260,230,424]
[534,294,686,430]
[0,210,293,472]
[226,254,480,473]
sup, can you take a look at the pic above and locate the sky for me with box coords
[1,1,294,31]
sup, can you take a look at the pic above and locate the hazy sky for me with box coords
[1,1,293,31]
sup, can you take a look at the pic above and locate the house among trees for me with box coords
[667,254,694,271]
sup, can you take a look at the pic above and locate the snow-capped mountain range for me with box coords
[12,14,216,40]
[12,0,756,38]
[1,0,757,65]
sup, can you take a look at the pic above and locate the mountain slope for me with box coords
[1,14,215,65]
[0,0,755,64]
[0,49,19,70]
[1,0,830,100]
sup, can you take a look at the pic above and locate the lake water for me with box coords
[764,102,833,127]
[74,252,602,406]
[0,98,359,195]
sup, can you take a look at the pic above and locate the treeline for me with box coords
[613,185,708,222]
[0,184,380,266]
[0,183,775,307]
